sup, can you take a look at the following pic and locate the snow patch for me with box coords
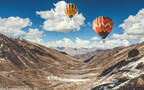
[113,80,130,89]
[114,57,144,89]
[47,76,90,82]
[0,44,3,48]
[121,57,144,78]
[125,57,144,69]
[0,58,5,61]
[92,57,144,90]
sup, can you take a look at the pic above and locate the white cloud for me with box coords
[111,33,140,41]
[0,17,32,37]
[45,38,73,47]
[102,39,130,49]
[119,9,144,36]
[111,8,144,43]
[36,1,85,33]
[24,28,43,43]
[45,37,90,48]
[88,38,130,49]
[76,37,90,45]
[91,36,100,41]
[43,37,130,49]
[0,17,44,44]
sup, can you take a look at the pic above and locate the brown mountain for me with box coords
[0,34,144,90]
[80,41,144,90]
[73,48,120,62]
[0,34,84,89]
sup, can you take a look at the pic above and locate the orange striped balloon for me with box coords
[93,16,113,39]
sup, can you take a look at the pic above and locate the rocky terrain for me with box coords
[0,34,84,90]
[82,42,144,90]
[0,34,144,90]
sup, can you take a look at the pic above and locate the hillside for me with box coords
[80,41,144,90]
[0,34,144,90]
[0,34,84,89]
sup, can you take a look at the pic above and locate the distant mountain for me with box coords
[53,47,98,56]
[54,47,121,62]
[73,48,120,62]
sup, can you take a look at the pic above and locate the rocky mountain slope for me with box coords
[0,34,144,90]
[46,41,144,90]
[80,41,144,90]
[0,34,84,89]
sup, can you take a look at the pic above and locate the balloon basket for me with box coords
[102,39,105,43]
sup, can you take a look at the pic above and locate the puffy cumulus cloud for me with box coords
[119,9,144,36]
[91,36,100,41]
[101,39,130,49]
[111,33,140,41]
[76,37,90,45]
[45,37,90,48]
[0,17,32,37]
[24,28,43,44]
[44,37,130,49]
[36,1,85,33]
[87,38,130,49]
[45,38,73,47]
[111,8,144,43]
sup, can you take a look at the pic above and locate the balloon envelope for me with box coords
[93,16,113,39]
[65,3,78,19]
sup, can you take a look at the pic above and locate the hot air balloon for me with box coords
[92,16,113,43]
[65,3,78,20]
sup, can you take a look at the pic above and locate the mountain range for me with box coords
[53,47,121,62]
[0,34,143,90]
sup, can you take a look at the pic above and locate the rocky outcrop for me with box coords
[128,49,139,58]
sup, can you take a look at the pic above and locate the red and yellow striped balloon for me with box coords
[93,16,113,39]
[65,3,78,19]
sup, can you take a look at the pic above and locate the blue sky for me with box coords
[0,0,144,48]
